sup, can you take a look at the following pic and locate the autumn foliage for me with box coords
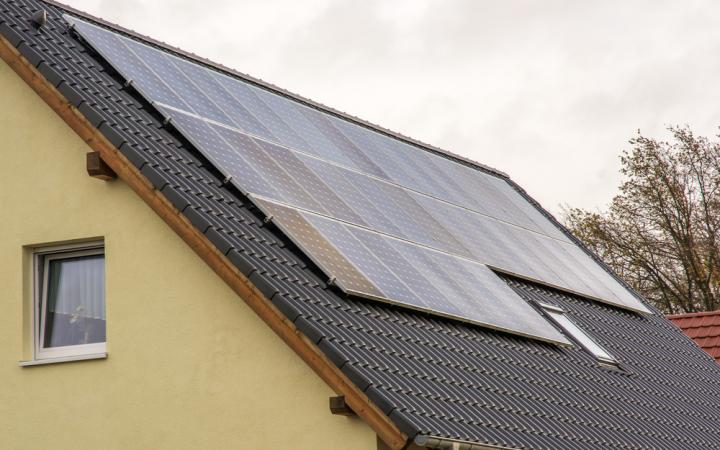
[564,127,720,314]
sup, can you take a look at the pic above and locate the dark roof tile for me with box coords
[0,22,25,46]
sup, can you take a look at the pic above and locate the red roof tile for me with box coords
[668,310,720,362]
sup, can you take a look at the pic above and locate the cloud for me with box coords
[64,0,720,214]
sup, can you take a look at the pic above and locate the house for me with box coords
[2,1,720,449]
[669,311,720,363]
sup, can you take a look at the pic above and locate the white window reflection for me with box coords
[541,304,616,364]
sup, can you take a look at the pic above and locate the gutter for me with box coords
[414,435,517,450]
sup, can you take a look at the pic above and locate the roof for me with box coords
[3,1,720,448]
[668,311,720,362]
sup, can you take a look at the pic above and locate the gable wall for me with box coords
[0,57,377,450]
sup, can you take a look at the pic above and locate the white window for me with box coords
[31,242,106,362]
[540,303,616,364]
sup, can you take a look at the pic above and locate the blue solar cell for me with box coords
[211,124,324,213]
[156,107,279,199]
[303,214,422,306]
[427,154,520,225]
[414,195,507,267]
[249,88,358,168]
[170,58,276,141]
[298,156,404,238]
[212,75,311,151]
[495,223,567,286]
[253,199,383,297]
[122,39,234,125]
[300,108,389,179]
[339,172,428,245]
[391,141,480,211]
[548,240,620,302]
[330,118,424,192]
[253,139,368,226]
[485,175,572,242]
[394,242,473,312]
[69,18,190,111]
[342,171,471,257]
[528,232,598,296]
[349,228,447,310]
[561,243,648,312]
[429,252,498,316]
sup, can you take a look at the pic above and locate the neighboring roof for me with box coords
[3,1,720,449]
[668,311,720,362]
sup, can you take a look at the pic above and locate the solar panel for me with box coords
[252,200,383,297]
[67,15,651,342]
[254,197,570,345]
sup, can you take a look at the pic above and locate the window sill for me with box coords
[18,352,107,367]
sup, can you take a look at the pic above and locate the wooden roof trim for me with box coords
[0,34,408,450]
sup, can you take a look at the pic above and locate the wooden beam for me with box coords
[0,35,407,450]
[86,151,117,180]
[329,395,356,416]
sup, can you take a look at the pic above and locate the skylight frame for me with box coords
[539,302,617,364]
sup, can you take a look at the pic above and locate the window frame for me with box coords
[32,242,106,361]
[539,302,617,365]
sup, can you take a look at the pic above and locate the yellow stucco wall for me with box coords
[0,59,378,450]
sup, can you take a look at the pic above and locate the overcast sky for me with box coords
[65,0,719,215]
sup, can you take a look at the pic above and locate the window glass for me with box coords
[32,244,107,361]
[43,254,106,348]
[544,307,615,362]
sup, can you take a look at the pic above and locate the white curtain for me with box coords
[47,255,105,320]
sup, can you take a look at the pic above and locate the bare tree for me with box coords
[563,127,720,314]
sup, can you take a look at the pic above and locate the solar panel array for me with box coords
[253,198,568,343]
[66,15,649,345]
